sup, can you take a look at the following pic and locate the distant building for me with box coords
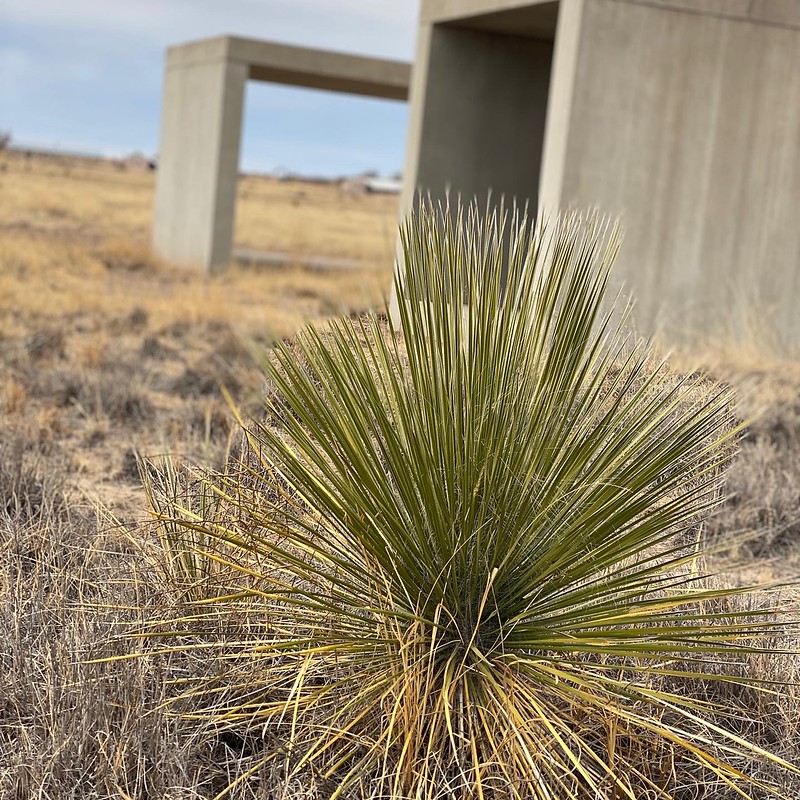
[363,177,402,195]
[119,152,156,172]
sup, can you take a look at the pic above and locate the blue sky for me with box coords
[1,1,418,176]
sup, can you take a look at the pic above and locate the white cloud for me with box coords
[0,0,417,174]
[1,0,418,59]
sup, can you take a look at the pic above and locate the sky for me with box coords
[0,0,419,177]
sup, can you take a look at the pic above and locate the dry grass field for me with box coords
[0,150,396,517]
[1,149,799,798]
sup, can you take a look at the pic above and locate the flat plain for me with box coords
[0,150,397,519]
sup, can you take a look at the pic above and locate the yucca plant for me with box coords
[139,201,797,799]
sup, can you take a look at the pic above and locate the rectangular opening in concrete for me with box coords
[240,82,407,181]
[234,83,408,270]
[411,1,559,214]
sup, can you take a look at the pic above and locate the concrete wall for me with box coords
[406,27,552,212]
[560,0,800,342]
[402,1,557,213]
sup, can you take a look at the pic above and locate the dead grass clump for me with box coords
[109,306,150,334]
[0,377,27,416]
[140,333,178,360]
[671,343,800,563]
[0,433,270,798]
[656,587,800,799]
[1,505,189,798]
[24,327,65,361]
[720,431,800,555]
[0,432,71,523]
[169,363,243,399]
[95,237,162,273]
[34,364,155,425]
[86,370,155,424]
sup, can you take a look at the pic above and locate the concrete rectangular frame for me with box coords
[400,0,800,342]
[152,36,411,272]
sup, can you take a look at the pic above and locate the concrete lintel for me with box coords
[166,36,411,101]
[423,0,550,21]
[422,0,559,38]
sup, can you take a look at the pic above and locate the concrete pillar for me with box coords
[153,39,247,272]
[537,0,584,212]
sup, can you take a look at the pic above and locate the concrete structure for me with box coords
[152,37,410,271]
[155,2,800,342]
[403,0,800,342]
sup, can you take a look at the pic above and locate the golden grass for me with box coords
[0,150,397,522]
[0,150,396,339]
[0,151,398,259]
[236,173,398,261]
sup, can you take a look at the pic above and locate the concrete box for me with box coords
[404,0,800,342]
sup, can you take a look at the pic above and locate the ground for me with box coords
[0,150,397,524]
[1,148,799,798]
